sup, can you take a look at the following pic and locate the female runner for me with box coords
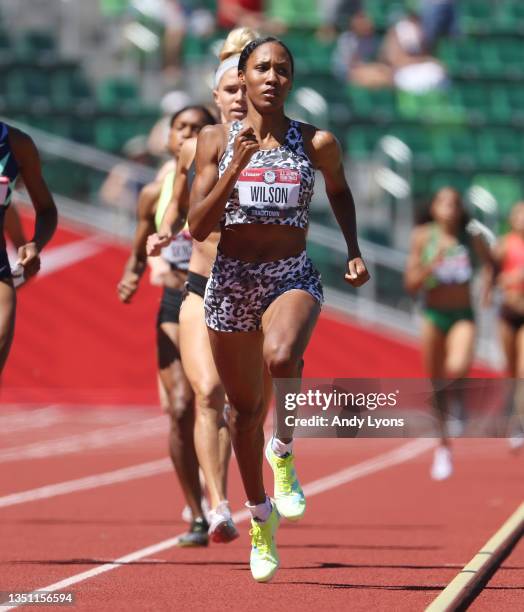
[492,202,524,450]
[188,37,369,581]
[148,27,263,543]
[0,123,57,373]
[117,105,215,546]
[404,187,493,479]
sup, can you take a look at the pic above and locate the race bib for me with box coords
[237,168,300,218]
[434,249,472,285]
[0,177,9,206]
[162,231,192,268]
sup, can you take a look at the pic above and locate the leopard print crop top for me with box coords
[218,120,314,229]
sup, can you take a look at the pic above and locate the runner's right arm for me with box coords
[147,139,196,257]
[189,124,258,241]
[404,226,444,294]
[117,182,159,303]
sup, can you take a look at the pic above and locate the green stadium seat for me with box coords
[437,38,481,78]
[280,33,335,74]
[266,0,321,29]
[19,113,80,142]
[451,83,489,124]
[397,90,463,125]
[432,131,477,171]
[135,109,159,136]
[69,112,95,145]
[99,0,128,18]
[498,38,524,79]
[182,34,215,64]
[496,1,524,35]
[96,78,140,111]
[476,130,523,172]
[0,28,12,55]
[345,126,382,159]
[387,126,433,169]
[486,85,512,124]
[6,66,51,108]
[15,30,56,60]
[506,86,524,125]
[365,0,405,31]
[42,158,87,196]
[293,70,337,98]
[430,172,471,195]
[94,116,145,153]
[199,0,217,9]
[471,174,523,231]
[347,86,396,122]
[50,68,93,110]
[458,0,493,35]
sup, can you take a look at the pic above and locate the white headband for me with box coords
[214,54,241,88]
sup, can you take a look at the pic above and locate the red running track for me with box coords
[1,216,520,610]
[0,407,522,611]
[2,216,493,405]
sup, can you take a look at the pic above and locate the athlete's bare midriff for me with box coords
[162,267,187,290]
[502,291,524,315]
[424,283,471,310]
[189,230,220,277]
[219,224,306,263]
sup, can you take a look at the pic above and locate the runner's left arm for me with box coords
[10,129,57,279]
[4,203,27,249]
[147,139,195,257]
[311,128,369,287]
[472,233,497,306]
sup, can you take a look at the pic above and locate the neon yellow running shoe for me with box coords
[265,439,306,521]
[249,505,280,582]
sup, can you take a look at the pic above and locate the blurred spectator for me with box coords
[130,1,214,81]
[382,11,448,94]
[99,136,152,211]
[333,11,393,88]
[218,0,265,29]
[147,90,192,158]
[333,0,363,27]
[318,0,362,41]
[420,0,457,50]
[162,1,189,82]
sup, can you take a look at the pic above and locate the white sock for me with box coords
[213,500,230,515]
[272,436,293,457]
[246,496,272,522]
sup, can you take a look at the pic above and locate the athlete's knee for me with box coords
[264,342,301,378]
[193,380,224,414]
[0,316,14,344]
[446,363,469,380]
[167,385,194,423]
[515,364,524,379]
[228,400,264,433]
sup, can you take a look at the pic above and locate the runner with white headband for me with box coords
[147,27,270,544]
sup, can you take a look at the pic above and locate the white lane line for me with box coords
[0,438,434,609]
[37,237,105,278]
[0,416,166,463]
[0,459,171,509]
[0,407,63,435]
[425,501,524,612]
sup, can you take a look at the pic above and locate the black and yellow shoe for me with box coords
[175,517,209,547]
